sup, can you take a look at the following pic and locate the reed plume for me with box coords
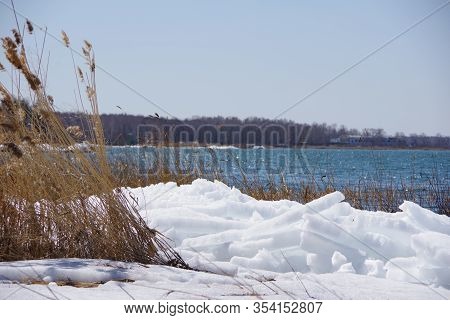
[0,26,185,266]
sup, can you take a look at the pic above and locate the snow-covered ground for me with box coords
[1,179,449,299]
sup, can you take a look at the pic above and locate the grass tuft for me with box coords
[0,25,185,266]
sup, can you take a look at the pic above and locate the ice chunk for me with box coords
[364,259,386,278]
[337,263,356,273]
[307,253,332,274]
[332,251,348,270]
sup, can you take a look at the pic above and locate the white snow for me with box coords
[1,179,449,299]
[1,259,449,300]
[130,179,450,288]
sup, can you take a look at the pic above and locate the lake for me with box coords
[108,146,449,189]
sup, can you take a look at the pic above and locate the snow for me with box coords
[130,180,450,288]
[1,179,449,299]
[1,259,449,300]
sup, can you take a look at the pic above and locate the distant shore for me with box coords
[301,145,450,151]
[106,143,450,151]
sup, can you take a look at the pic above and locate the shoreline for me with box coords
[105,144,450,151]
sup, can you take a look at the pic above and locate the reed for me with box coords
[0,24,186,266]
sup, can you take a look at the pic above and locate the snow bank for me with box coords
[127,179,450,288]
[2,259,448,299]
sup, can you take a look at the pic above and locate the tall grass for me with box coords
[0,24,185,265]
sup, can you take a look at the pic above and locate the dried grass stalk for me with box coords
[0,28,185,266]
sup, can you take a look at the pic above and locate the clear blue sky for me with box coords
[1,0,449,135]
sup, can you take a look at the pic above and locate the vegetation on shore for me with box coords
[0,23,185,265]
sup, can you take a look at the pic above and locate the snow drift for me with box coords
[128,179,450,288]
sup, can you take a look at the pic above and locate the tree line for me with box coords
[57,112,450,148]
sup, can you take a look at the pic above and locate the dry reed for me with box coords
[0,25,186,266]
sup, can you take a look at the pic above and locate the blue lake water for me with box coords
[108,146,449,191]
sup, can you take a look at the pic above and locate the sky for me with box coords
[1,0,449,135]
